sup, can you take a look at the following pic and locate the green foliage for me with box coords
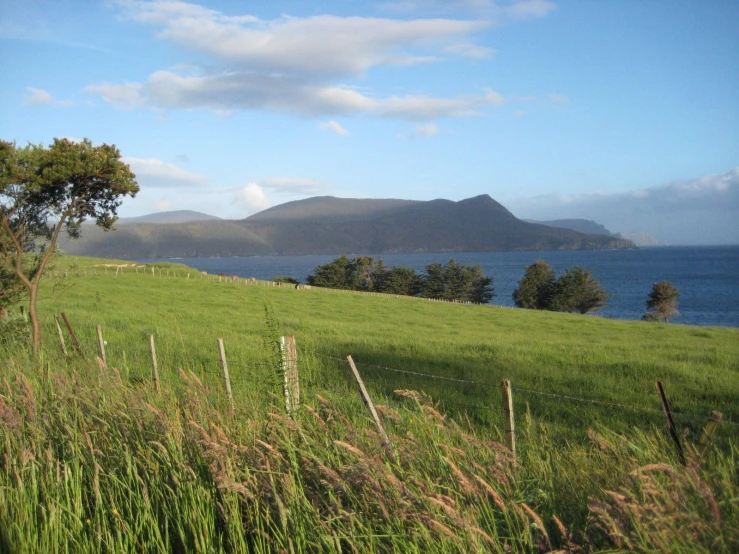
[514,262,609,314]
[0,315,30,346]
[308,256,495,303]
[512,260,556,309]
[646,281,680,323]
[375,265,422,296]
[552,266,610,314]
[421,258,495,303]
[0,138,138,350]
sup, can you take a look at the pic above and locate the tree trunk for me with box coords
[28,283,41,354]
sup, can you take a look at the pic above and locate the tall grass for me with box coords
[0,352,736,553]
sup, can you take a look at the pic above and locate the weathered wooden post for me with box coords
[149,334,160,391]
[96,325,107,368]
[655,381,686,466]
[345,355,393,455]
[54,315,67,356]
[60,312,85,359]
[696,410,724,458]
[502,379,516,458]
[280,336,299,415]
[217,338,234,412]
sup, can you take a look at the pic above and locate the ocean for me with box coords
[145,245,739,328]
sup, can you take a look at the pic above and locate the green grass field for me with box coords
[1,255,737,552]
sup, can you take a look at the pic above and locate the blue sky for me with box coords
[1,0,737,243]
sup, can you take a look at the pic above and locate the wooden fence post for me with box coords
[217,338,234,412]
[696,410,723,458]
[502,379,516,458]
[96,325,107,368]
[280,336,299,415]
[149,334,160,391]
[655,381,686,466]
[54,315,67,356]
[60,312,85,359]
[115,266,120,277]
[345,355,394,455]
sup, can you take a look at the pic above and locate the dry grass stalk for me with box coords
[333,440,366,459]
[473,474,508,513]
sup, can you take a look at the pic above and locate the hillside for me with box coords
[117,210,220,225]
[525,218,614,236]
[59,195,634,258]
[1,256,737,553]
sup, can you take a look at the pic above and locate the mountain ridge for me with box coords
[60,195,634,258]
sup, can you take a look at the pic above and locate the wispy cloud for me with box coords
[379,0,555,21]
[123,156,208,188]
[317,120,351,136]
[23,87,73,107]
[85,1,535,121]
[508,168,739,244]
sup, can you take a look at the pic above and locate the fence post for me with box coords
[149,334,160,391]
[217,338,234,412]
[696,410,724,458]
[280,336,300,415]
[60,312,85,359]
[54,315,67,356]
[655,381,686,466]
[96,325,107,368]
[115,266,120,277]
[502,379,516,458]
[345,355,394,455]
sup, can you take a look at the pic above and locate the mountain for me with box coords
[525,218,614,236]
[117,210,220,225]
[58,195,634,258]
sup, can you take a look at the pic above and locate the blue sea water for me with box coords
[146,245,739,328]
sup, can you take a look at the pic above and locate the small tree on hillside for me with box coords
[512,260,556,309]
[646,281,680,323]
[552,266,610,314]
[0,138,138,351]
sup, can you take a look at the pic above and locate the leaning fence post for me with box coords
[149,334,160,391]
[60,312,85,359]
[217,338,234,412]
[280,336,300,415]
[54,314,68,356]
[696,410,724,458]
[655,381,686,466]
[345,355,394,455]
[502,379,516,458]
[96,325,107,368]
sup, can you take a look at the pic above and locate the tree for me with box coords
[375,265,422,296]
[646,281,679,323]
[512,260,556,309]
[0,138,138,351]
[306,255,380,291]
[552,266,610,314]
[420,259,495,303]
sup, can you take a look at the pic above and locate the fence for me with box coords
[49,313,738,465]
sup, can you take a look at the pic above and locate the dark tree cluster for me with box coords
[307,256,495,304]
[643,281,679,323]
[512,260,610,314]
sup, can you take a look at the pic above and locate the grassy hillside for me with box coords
[1,255,737,552]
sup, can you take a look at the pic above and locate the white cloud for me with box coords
[123,156,207,188]
[261,177,325,195]
[236,182,272,212]
[23,87,73,107]
[115,2,488,77]
[85,1,532,121]
[379,0,555,21]
[508,168,739,245]
[88,69,512,120]
[317,120,350,136]
[85,82,143,110]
